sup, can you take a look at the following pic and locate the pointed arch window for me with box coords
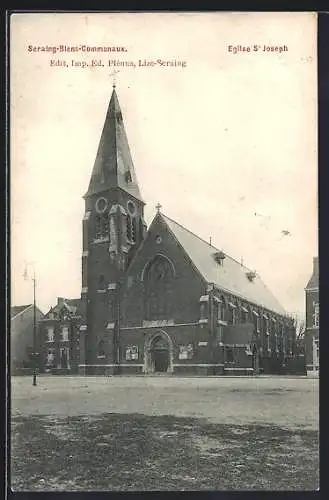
[144,255,175,320]
[95,213,109,240]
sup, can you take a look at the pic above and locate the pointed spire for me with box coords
[85,87,143,202]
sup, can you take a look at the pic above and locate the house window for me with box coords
[60,326,69,342]
[45,348,56,368]
[46,327,54,343]
[225,347,235,363]
[125,345,138,361]
[313,302,319,327]
[178,344,193,360]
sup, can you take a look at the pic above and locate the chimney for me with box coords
[57,297,64,306]
[313,257,319,277]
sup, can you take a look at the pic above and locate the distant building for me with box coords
[11,304,44,371]
[38,297,82,374]
[78,86,296,376]
[305,257,319,377]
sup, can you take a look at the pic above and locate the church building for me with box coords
[78,86,295,376]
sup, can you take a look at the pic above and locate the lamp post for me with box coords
[23,262,38,386]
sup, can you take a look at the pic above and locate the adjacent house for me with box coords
[304,257,319,377]
[11,304,44,372]
[38,297,82,374]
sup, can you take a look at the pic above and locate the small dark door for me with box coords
[252,344,259,374]
[153,349,169,372]
[60,349,68,369]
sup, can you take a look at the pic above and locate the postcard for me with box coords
[10,12,318,492]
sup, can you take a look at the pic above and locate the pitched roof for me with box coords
[85,87,143,202]
[11,304,32,319]
[305,257,319,290]
[63,298,81,313]
[48,298,82,317]
[160,213,286,316]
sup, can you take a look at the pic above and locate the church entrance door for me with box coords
[153,349,169,372]
[151,337,170,373]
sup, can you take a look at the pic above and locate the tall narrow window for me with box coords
[46,327,54,343]
[97,340,105,358]
[144,255,175,320]
[313,302,319,327]
[95,214,109,240]
[242,307,249,323]
[60,326,69,342]
[227,306,234,325]
[98,274,105,290]
[253,311,260,333]
[127,215,137,243]
[95,215,102,239]
[103,214,109,235]
[127,215,132,241]
[217,302,224,321]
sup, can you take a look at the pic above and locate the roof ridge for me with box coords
[160,213,254,273]
[11,304,34,320]
[12,304,32,309]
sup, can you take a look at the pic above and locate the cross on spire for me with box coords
[156,202,162,213]
[109,69,120,88]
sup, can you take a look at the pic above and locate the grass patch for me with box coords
[11,412,319,491]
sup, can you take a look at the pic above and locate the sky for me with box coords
[10,12,317,320]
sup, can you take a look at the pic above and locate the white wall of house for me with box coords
[11,307,44,366]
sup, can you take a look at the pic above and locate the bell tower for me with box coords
[79,85,146,374]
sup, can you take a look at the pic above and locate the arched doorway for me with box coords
[144,331,173,374]
[152,337,169,372]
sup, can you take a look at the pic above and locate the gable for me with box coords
[127,214,206,286]
[122,214,207,326]
[46,298,81,319]
[11,304,32,319]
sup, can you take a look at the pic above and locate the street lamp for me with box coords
[23,261,38,386]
